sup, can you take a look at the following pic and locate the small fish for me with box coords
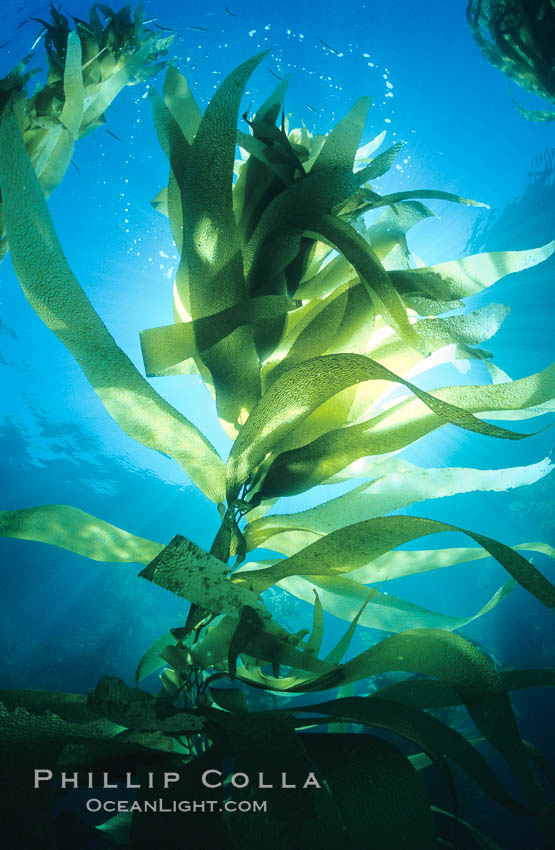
[70,160,80,174]
[106,129,122,142]
[305,103,323,116]
[185,24,208,32]
[225,5,237,15]
[30,28,46,51]
[269,68,283,80]
[318,36,341,55]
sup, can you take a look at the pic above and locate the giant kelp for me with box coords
[0,14,554,849]
[467,0,555,121]
[0,2,174,261]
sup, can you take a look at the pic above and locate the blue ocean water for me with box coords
[0,2,553,847]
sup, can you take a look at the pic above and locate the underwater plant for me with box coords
[0,15,555,850]
[0,2,173,261]
[467,0,555,121]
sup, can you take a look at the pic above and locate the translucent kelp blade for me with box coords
[139,534,264,617]
[303,735,436,850]
[245,457,552,553]
[276,574,515,633]
[311,213,420,348]
[162,66,202,144]
[364,200,435,265]
[347,541,555,585]
[304,590,324,657]
[324,589,376,663]
[351,188,489,219]
[262,287,351,385]
[311,97,371,172]
[140,295,295,376]
[60,32,85,137]
[295,696,529,813]
[0,109,226,503]
[262,361,555,495]
[82,37,156,128]
[0,505,163,564]
[227,352,532,499]
[390,240,555,301]
[354,142,403,182]
[135,632,176,687]
[239,515,555,607]
[176,54,268,430]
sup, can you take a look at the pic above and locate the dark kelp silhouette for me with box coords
[467,0,555,121]
[0,7,554,848]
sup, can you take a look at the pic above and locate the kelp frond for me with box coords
[467,0,555,120]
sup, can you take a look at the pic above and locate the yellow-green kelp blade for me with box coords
[275,575,515,633]
[262,361,555,494]
[175,53,268,430]
[0,108,226,503]
[245,457,552,553]
[239,514,555,607]
[60,32,85,138]
[0,505,163,564]
[226,352,532,499]
[140,295,296,376]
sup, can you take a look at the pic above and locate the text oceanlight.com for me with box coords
[86,799,268,814]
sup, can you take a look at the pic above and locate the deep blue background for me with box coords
[0,2,553,845]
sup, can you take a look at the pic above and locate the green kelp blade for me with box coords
[432,807,502,850]
[135,632,176,687]
[309,213,422,349]
[351,188,489,219]
[60,32,85,137]
[0,504,163,564]
[304,590,324,657]
[347,541,555,585]
[262,287,351,386]
[324,589,376,664]
[372,668,555,710]
[390,240,555,301]
[295,696,528,813]
[177,54,268,431]
[303,734,436,850]
[140,534,265,617]
[228,351,533,499]
[81,37,157,129]
[309,630,549,812]
[262,361,555,495]
[162,66,202,144]
[140,295,296,376]
[244,457,552,553]
[0,109,226,503]
[311,96,371,172]
[276,575,515,633]
[239,515,555,607]
[96,812,133,845]
[363,200,435,265]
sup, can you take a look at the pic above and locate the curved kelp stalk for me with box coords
[467,0,555,120]
[1,48,555,850]
[0,2,174,261]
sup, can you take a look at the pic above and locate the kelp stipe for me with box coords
[0,23,555,849]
